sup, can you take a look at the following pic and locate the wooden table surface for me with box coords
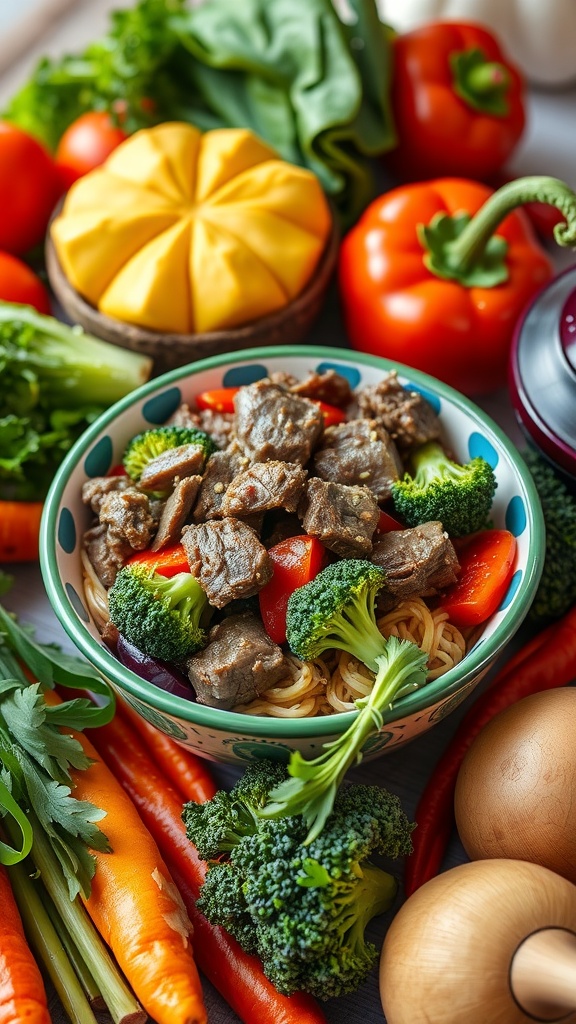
[1,6,576,1022]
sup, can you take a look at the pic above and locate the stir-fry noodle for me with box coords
[81,549,109,632]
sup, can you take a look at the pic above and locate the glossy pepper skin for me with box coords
[388,22,526,182]
[338,177,553,396]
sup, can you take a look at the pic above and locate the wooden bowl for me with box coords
[45,202,340,376]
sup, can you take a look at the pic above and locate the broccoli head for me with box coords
[122,425,216,482]
[285,559,388,672]
[183,761,413,1000]
[391,439,496,537]
[523,448,576,625]
[107,564,209,661]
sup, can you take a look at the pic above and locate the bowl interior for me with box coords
[41,346,544,744]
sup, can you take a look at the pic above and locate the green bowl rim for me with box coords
[40,344,545,739]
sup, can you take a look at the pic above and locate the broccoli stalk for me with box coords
[107,564,210,661]
[391,439,497,537]
[261,560,428,843]
[122,424,216,482]
[183,761,414,1000]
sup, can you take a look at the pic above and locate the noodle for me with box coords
[81,548,109,631]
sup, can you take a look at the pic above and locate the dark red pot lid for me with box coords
[509,264,576,480]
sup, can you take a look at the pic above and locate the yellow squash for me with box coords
[51,122,332,334]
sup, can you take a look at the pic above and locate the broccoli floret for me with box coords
[183,761,413,1000]
[391,439,496,537]
[264,562,427,842]
[122,425,216,482]
[523,448,576,625]
[107,564,209,661]
[285,558,390,671]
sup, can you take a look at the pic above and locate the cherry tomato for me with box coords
[55,112,129,186]
[0,252,51,313]
[0,122,60,255]
[259,536,326,645]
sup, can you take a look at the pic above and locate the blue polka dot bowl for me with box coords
[40,346,544,765]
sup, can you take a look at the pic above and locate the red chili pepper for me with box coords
[338,176,576,396]
[86,713,328,1024]
[259,536,326,645]
[404,603,576,897]
[375,509,405,534]
[387,21,526,182]
[195,387,239,414]
[439,529,517,627]
[127,543,190,578]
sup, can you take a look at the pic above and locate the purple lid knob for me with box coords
[509,264,576,480]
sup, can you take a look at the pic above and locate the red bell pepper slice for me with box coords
[259,535,326,645]
[375,509,405,534]
[127,543,190,579]
[195,386,240,414]
[314,400,347,428]
[440,529,517,628]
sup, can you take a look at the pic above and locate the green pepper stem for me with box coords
[450,47,510,116]
[446,176,576,274]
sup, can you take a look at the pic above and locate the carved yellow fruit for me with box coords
[51,122,332,334]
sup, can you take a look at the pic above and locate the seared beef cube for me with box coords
[99,489,155,552]
[221,461,307,517]
[299,478,379,558]
[193,444,250,522]
[262,510,304,548]
[234,381,323,465]
[181,517,272,608]
[186,611,286,709]
[170,403,235,450]
[82,475,130,516]
[357,371,441,455]
[371,521,460,604]
[139,443,206,493]
[269,368,353,408]
[312,419,403,502]
[83,522,127,588]
[151,475,202,551]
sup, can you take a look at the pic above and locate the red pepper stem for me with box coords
[448,176,576,273]
[465,60,509,95]
[419,176,576,288]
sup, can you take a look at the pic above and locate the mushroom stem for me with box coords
[511,928,576,1019]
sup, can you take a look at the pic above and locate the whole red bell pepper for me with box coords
[339,175,576,395]
[388,21,526,182]
[259,536,326,645]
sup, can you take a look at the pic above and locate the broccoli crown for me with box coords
[185,762,413,1000]
[285,559,388,671]
[523,448,576,625]
[107,564,209,661]
[391,439,496,537]
[122,425,216,482]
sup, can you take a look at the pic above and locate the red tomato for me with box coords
[259,536,326,645]
[55,112,129,185]
[0,252,51,313]
[440,529,517,627]
[0,122,61,255]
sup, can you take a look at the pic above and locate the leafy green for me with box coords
[0,303,151,500]
[4,0,395,223]
[0,604,116,897]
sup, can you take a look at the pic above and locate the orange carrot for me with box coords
[0,863,51,1024]
[117,697,218,804]
[0,501,43,562]
[43,691,207,1024]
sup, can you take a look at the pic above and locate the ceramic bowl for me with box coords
[40,346,544,765]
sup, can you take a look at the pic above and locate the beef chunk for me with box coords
[312,419,403,502]
[181,517,272,608]
[193,443,251,522]
[221,461,307,517]
[234,381,323,465]
[262,510,304,548]
[170,403,235,450]
[357,371,441,455]
[371,521,460,605]
[83,523,126,588]
[186,612,286,709]
[99,489,155,551]
[299,478,379,558]
[269,368,353,407]
[151,475,202,551]
[82,475,130,516]
[139,444,206,492]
